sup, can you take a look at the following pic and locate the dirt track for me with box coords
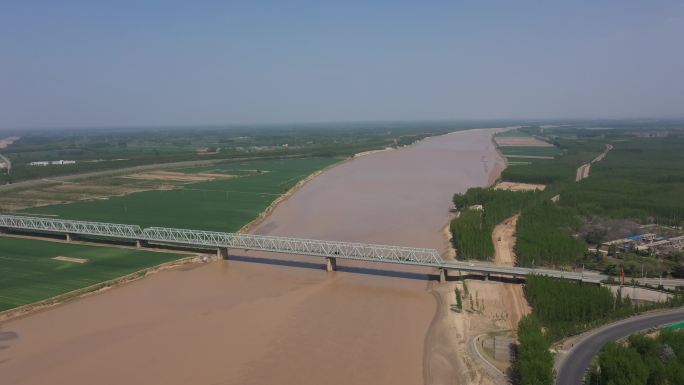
[575,162,591,182]
[494,181,545,192]
[429,179,532,384]
[492,215,531,329]
[575,144,613,182]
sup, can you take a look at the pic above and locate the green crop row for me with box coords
[20,157,338,231]
[0,236,185,311]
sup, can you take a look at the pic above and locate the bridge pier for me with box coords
[65,233,74,242]
[136,239,148,249]
[439,268,448,283]
[216,247,229,259]
[484,273,490,281]
[326,257,337,272]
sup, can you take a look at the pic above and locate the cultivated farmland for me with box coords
[0,236,185,311]
[19,157,338,231]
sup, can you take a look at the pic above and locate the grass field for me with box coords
[20,157,338,231]
[495,129,531,137]
[501,139,605,185]
[0,236,186,311]
[499,146,562,157]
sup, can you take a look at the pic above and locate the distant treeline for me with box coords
[560,137,684,226]
[501,138,604,185]
[1,123,473,184]
[456,130,684,270]
[502,132,684,227]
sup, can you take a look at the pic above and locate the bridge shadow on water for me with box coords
[1,230,525,284]
[225,254,525,284]
[226,254,433,281]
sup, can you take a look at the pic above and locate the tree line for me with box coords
[513,315,554,385]
[450,188,540,259]
[516,201,586,268]
[587,330,684,385]
[524,275,633,340]
[515,275,684,384]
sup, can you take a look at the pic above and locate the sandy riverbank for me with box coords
[426,132,531,385]
[0,128,510,385]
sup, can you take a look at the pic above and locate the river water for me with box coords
[0,128,504,385]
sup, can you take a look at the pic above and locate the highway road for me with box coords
[555,308,684,385]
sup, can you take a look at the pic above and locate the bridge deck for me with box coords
[0,214,602,282]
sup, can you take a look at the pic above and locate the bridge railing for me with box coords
[0,214,444,267]
[0,214,601,281]
[143,227,444,266]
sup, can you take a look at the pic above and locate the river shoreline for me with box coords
[423,127,511,385]
[0,128,508,385]
[238,145,404,234]
[0,144,407,321]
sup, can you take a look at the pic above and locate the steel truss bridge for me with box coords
[0,214,603,283]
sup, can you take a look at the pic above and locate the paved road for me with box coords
[556,308,684,385]
[636,277,684,288]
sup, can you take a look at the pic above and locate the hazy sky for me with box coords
[1,1,683,128]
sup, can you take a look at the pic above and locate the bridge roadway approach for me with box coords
[0,214,604,283]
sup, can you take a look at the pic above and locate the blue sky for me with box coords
[1,1,683,128]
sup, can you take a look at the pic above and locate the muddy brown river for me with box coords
[0,128,504,385]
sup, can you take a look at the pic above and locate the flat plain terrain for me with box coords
[0,236,185,311]
[17,157,338,231]
[499,146,561,157]
[0,128,507,385]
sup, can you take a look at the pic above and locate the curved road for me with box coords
[556,308,684,385]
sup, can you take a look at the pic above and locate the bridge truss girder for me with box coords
[0,215,444,267]
[0,214,143,239]
[143,227,444,266]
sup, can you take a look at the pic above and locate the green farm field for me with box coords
[495,129,531,137]
[499,146,562,157]
[0,236,185,311]
[20,157,338,231]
